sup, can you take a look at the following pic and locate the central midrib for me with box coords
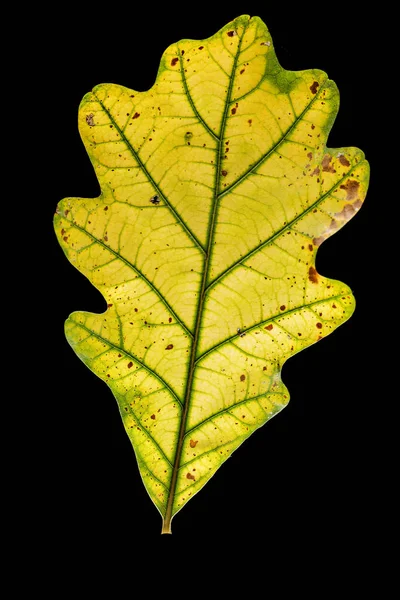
[162,23,247,530]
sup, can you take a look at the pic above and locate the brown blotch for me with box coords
[231,107,236,115]
[165,344,173,350]
[168,317,172,323]
[227,30,236,37]
[171,57,178,66]
[263,366,267,371]
[221,170,228,176]
[127,362,133,368]
[107,303,113,308]
[190,439,198,448]
[339,154,350,167]
[280,305,286,311]
[308,266,318,283]
[86,113,95,126]
[265,324,273,331]
[308,244,313,251]
[248,119,252,125]
[151,414,156,420]
[240,68,245,74]
[316,322,323,329]
[63,236,68,242]
[310,81,319,94]
[340,179,360,201]
[322,154,336,173]
[61,229,65,236]
[104,206,108,211]
[307,152,313,161]
[332,304,337,309]
[311,124,315,130]
[132,112,140,119]
[198,46,204,50]
[240,374,246,381]
[104,235,108,241]
[186,473,195,480]
[311,166,320,176]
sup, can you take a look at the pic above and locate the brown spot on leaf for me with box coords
[310,81,319,94]
[132,112,140,119]
[316,322,323,329]
[340,179,360,201]
[168,317,172,323]
[280,305,286,311]
[198,46,204,50]
[221,170,228,176]
[86,113,95,126]
[339,154,350,167]
[61,229,65,236]
[332,304,337,309]
[265,324,273,331]
[248,119,252,125]
[240,68,245,74]
[107,303,113,308]
[165,344,173,350]
[311,166,320,176]
[322,155,336,173]
[308,244,313,251]
[227,30,236,37]
[311,124,315,130]
[307,152,313,161]
[263,366,267,371]
[63,236,68,242]
[127,362,133,368]
[231,107,236,115]
[104,206,108,211]
[150,195,160,205]
[186,473,195,480]
[308,266,318,283]
[240,374,246,381]
[190,439,198,448]
[171,57,178,66]
[151,414,156,420]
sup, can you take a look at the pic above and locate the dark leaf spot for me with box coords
[231,107,236,115]
[280,305,286,311]
[308,244,313,251]
[308,266,318,283]
[190,439,198,448]
[165,344,173,350]
[150,195,160,205]
[316,322,323,329]
[240,374,245,381]
[322,154,336,173]
[151,414,156,420]
[86,113,95,126]
[171,57,179,66]
[339,154,350,167]
[186,473,195,480]
[240,68,245,74]
[132,112,140,119]
[265,324,273,331]
[221,170,228,177]
[310,81,319,94]
[127,362,133,368]
[340,179,360,201]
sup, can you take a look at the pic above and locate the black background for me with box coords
[34,2,380,555]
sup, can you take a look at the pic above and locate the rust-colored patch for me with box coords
[132,112,140,119]
[311,166,320,176]
[308,266,318,283]
[307,152,313,161]
[221,170,228,176]
[231,107,236,115]
[308,244,313,251]
[63,236,68,242]
[340,179,360,201]
[248,119,252,125]
[107,303,113,308]
[165,344,173,350]
[339,154,350,167]
[322,154,336,173]
[150,414,156,420]
[280,305,286,311]
[310,81,319,94]
[190,439,198,448]
[265,324,273,331]
[240,374,246,381]
[332,304,337,309]
[186,473,195,480]
[171,57,178,66]
[316,322,323,329]
[127,362,133,368]
[86,113,95,126]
